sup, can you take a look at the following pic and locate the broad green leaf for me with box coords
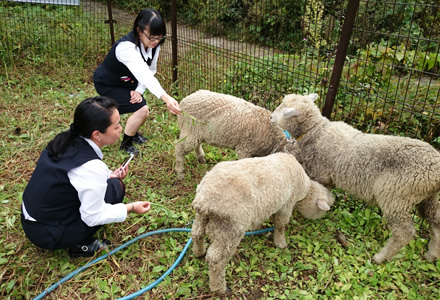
[395,52,404,62]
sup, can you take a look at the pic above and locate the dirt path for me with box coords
[82,0,277,58]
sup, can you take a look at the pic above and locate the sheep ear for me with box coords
[308,93,319,102]
[317,199,330,211]
[282,108,299,118]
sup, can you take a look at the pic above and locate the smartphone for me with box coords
[122,153,135,168]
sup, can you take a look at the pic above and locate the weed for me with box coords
[1,64,440,299]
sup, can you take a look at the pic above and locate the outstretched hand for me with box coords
[132,201,151,214]
[161,94,181,115]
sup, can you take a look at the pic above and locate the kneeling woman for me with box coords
[21,96,151,257]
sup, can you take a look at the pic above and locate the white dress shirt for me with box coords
[115,41,167,99]
[23,138,128,227]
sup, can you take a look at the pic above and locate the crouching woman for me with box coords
[21,96,150,257]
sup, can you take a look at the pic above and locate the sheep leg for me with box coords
[174,139,188,180]
[175,135,200,180]
[372,213,415,264]
[206,225,243,294]
[272,203,295,248]
[192,213,209,258]
[417,193,440,261]
[195,143,206,164]
[235,146,253,160]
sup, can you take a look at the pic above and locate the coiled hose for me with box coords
[33,227,274,299]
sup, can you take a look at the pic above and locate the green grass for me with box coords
[1,64,440,300]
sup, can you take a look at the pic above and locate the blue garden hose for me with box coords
[33,227,274,300]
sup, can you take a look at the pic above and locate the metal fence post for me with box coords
[105,0,116,45]
[171,0,178,89]
[322,0,360,118]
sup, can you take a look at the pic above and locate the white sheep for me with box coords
[175,90,288,180]
[271,93,440,264]
[191,152,335,294]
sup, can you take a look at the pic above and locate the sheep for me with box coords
[191,152,335,294]
[175,90,289,180]
[270,93,440,264]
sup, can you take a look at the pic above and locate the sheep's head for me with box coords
[295,180,334,220]
[270,93,319,139]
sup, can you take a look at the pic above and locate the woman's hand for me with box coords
[161,94,181,115]
[110,165,128,179]
[130,90,143,104]
[127,201,151,214]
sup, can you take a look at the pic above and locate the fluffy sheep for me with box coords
[271,93,440,264]
[175,90,288,180]
[191,153,335,294]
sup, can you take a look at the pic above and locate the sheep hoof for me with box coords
[192,246,206,258]
[193,252,206,259]
[372,253,387,264]
[215,287,232,295]
[424,252,439,262]
[275,241,287,249]
[198,157,206,164]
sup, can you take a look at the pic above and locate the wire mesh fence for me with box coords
[339,0,440,146]
[1,0,109,67]
[1,0,439,147]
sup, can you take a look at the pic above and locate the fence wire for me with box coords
[1,0,439,147]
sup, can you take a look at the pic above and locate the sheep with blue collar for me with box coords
[271,92,440,264]
[175,90,289,180]
[191,152,334,294]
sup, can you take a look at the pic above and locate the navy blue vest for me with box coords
[93,31,157,89]
[23,138,100,226]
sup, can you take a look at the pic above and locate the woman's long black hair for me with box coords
[46,96,118,161]
[133,8,167,47]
